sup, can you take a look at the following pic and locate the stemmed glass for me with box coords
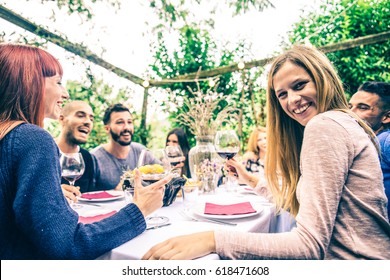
[214,130,240,160]
[137,149,171,228]
[137,149,171,183]
[165,145,185,177]
[60,152,85,209]
[214,130,240,190]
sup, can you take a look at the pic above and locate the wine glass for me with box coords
[165,145,185,177]
[214,130,240,191]
[214,130,240,160]
[137,149,171,184]
[60,153,85,209]
[137,149,171,228]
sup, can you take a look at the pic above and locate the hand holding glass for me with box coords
[165,145,185,177]
[137,149,170,228]
[215,130,240,191]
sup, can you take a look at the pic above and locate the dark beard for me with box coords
[110,129,132,146]
[65,130,86,145]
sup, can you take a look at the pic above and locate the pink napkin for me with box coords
[204,202,256,215]
[80,191,120,200]
[78,210,117,224]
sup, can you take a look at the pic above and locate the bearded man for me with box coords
[91,103,159,190]
[57,100,96,201]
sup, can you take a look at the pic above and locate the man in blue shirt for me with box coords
[349,81,390,221]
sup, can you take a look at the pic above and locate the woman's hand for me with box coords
[142,231,215,260]
[61,184,81,203]
[226,158,259,188]
[132,169,172,217]
[173,156,185,169]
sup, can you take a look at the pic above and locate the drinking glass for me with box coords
[165,145,185,177]
[137,149,171,228]
[60,152,85,209]
[214,130,240,160]
[182,180,200,211]
[137,149,171,184]
[214,130,240,190]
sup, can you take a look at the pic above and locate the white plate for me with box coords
[78,191,124,202]
[192,202,263,220]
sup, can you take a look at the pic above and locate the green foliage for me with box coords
[149,0,190,27]
[149,0,274,26]
[147,1,275,152]
[289,0,390,95]
[38,0,121,20]
[150,25,264,151]
[227,0,274,15]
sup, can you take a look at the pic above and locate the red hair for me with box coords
[0,44,63,127]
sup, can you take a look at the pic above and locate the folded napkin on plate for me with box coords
[80,191,120,200]
[78,210,117,224]
[204,202,256,215]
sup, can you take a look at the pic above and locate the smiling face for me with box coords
[44,74,69,119]
[61,102,94,145]
[273,62,318,126]
[106,111,134,146]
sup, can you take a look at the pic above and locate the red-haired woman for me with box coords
[0,44,169,259]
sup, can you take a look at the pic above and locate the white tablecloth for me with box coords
[76,189,295,260]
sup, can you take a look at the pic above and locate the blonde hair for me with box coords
[265,45,378,217]
[246,126,267,156]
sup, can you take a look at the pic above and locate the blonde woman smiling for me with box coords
[143,45,390,260]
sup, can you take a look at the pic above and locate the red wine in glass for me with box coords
[217,151,237,160]
[61,171,83,184]
[60,152,85,209]
[215,130,240,177]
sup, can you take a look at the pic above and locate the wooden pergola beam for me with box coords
[149,30,390,86]
[0,4,145,86]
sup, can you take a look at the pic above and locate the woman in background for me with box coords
[243,126,267,174]
[166,127,191,178]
